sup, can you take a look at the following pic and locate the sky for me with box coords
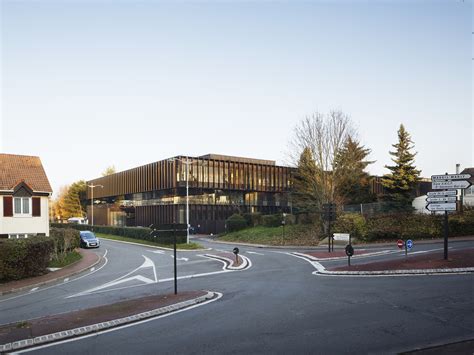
[1,0,472,197]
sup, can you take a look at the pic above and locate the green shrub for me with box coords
[0,237,53,282]
[449,210,474,236]
[334,213,367,240]
[283,214,296,225]
[365,213,442,241]
[50,228,80,262]
[261,214,282,227]
[226,214,247,232]
[242,212,262,227]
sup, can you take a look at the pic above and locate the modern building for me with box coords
[0,154,53,238]
[87,154,293,234]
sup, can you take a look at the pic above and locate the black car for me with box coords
[79,231,100,248]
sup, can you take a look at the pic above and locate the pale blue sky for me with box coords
[1,0,472,195]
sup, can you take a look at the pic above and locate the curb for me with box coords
[0,251,102,297]
[0,291,217,353]
[99,236,211,252]
[292,250,398,262]
[202,236,474,250]
[290,253,474,277]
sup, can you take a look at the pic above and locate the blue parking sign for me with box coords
[406,239,413,250]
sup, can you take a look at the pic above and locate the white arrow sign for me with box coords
[171,256,189,262]
[426,203,457,211]
[432,180,471,190]
[426,196,457,203]
[431,174,471,180]
[427,190,457,197]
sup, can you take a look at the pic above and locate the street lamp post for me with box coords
[88,184,103,229]
[168,157,190,244]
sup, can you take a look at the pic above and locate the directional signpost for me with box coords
[428,173,472,260]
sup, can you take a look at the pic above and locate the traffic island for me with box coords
[0,290,217,352]
[330,248,474,272]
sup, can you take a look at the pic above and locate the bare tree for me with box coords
[289,110,356,207]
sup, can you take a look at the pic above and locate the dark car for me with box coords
[79,231,100,248]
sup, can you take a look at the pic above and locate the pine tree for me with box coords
[292,147,320,214]
[381,124,421,212]
[334,137,375,205]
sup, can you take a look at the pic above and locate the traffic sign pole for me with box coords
[444,210,448,260]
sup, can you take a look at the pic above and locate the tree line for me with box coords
[290,110,420,214]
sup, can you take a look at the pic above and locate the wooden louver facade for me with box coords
[87,154,293,234]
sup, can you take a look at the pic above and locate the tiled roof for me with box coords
[0,154,52,193]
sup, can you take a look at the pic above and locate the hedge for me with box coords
[50,223,187,244]
[344,210,474,242]
[0,237,53,282]
[261,214,282,227]
[226,214,247,232]
[242,212,262,227]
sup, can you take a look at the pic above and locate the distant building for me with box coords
[0,154,53,238]
[87,154,293,234]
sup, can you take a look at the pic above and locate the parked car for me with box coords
[68,217,87,224]
[79,231,100,248]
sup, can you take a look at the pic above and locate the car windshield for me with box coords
[81,232,96,240]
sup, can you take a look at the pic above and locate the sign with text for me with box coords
[333,233,350,242]
[431,174,471,181]
[426,196,457,203]
[431,180,471,190]
[425,202,457,212]
[427,190,457,197]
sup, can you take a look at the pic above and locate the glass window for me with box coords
[23,198,29,214]
[14,198,21,214]
[14,197,30,215]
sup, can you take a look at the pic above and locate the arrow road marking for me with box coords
[67,255,157,298]
[147,250,165,254]
[246,251,264,255]
[171,256,189,262]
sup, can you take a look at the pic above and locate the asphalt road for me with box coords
[1,237,472,354]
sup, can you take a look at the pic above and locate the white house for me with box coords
[0,154,52,238]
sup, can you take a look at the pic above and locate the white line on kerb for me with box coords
[0,249,109,304]
[15,292,224,354]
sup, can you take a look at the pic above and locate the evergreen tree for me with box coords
[381,124,421,212]
[334,137,376,205]
[292,147,321,214]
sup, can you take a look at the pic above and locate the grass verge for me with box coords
[48,250,82,268]
[219,224,320,246]
[96,233,204,250]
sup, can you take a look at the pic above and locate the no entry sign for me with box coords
[397,239,404,249]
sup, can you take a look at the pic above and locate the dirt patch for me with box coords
[0,290,207,345]
[330,249,474,271]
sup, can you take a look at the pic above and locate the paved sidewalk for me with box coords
[0,290,216,352]
[0,249,101,296]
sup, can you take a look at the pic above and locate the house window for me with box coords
[13,197,31,216]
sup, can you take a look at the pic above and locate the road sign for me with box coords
[431,174,471,181]
[333,233,350,242]
[233,247,240,255]
[397,239,404,249]
[426,196,457,203]
[426,202,457,212]
[345,244,354,257]
[427,190,457,197]
[431,180,471,190]
[406,239,413,250]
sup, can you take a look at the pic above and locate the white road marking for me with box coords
[15,292,223,354]
[29,287,39,293]
[246,251,264,255]
[90,267,95,272]
[63,278,69,283]
[171,256,189,262]
[147,250,165,254]
[0,249,109,304]
[67,255,157,298]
